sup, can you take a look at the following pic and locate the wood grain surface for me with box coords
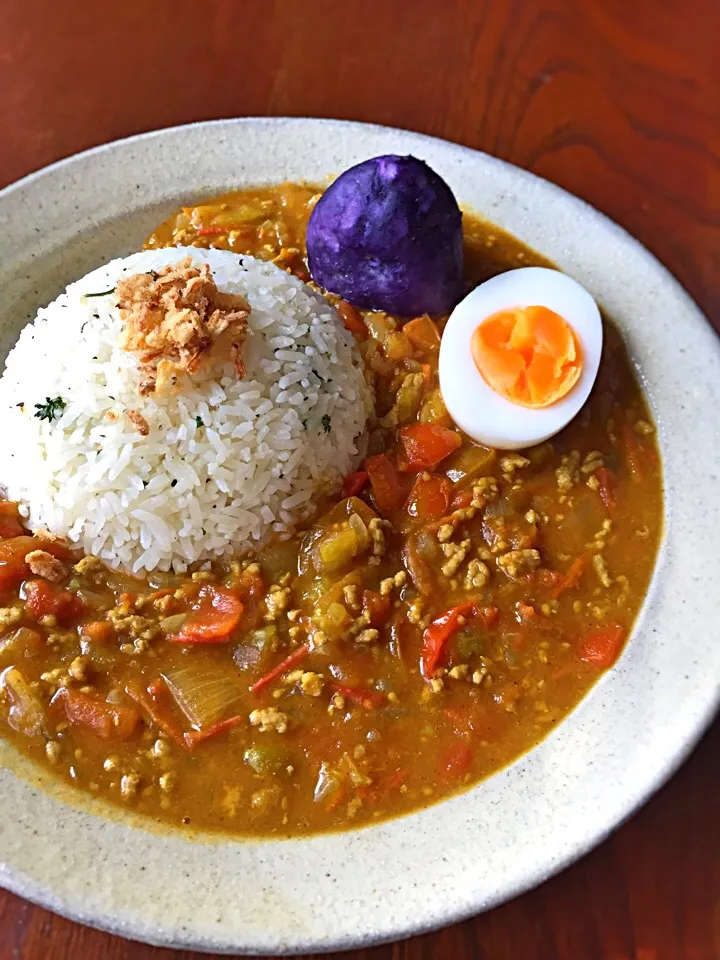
[0,1,718,958]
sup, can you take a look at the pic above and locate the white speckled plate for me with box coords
[0,119,718,955]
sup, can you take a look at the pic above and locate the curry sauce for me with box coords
[0,184,662,836]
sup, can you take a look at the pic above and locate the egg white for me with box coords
[439,267,603,450]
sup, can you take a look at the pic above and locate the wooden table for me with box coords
[0,1,718,958]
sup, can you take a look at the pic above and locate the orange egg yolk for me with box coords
[471,305,583,408]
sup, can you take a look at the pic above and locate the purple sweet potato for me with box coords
[306,155,463,317]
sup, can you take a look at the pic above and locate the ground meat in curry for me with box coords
[0,185,662,837]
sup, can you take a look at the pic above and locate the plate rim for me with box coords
[0,116,718,955]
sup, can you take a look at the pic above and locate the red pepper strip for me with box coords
[125,681,186,748]
[421,601,478,678]
[552,553,589,599]
[342,471,369,498]
[197,226,229,236]
[595,467,617,513]
[329,682,386,710]
[250,642,311,694]
[184,715,243,750]
[0,517,23,538]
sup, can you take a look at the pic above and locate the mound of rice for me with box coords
[0,248,372,573]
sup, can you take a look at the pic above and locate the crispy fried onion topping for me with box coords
[115,258,250,395]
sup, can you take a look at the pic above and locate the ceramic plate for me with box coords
[0,119,718,954]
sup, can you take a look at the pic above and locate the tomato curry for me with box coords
[0,184,662,835]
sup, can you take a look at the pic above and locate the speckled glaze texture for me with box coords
[0,119,718,955]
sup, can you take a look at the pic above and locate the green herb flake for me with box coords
[34,396,66,423]
[195,416,204,428]
[321,414,332,434]
[83,287,116,299]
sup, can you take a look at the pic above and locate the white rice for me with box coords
[0,248,373,573]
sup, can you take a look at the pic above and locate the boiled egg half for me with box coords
[439,267,602,450]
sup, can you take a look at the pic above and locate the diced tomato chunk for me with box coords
[0,502,24,539]
[125,681,185,747]
[516,601,536,622]
[365,454,407,515]
[551,553,589,599]
[361,589,391,627]
[579,624,625,668]
[384,768,408,791]
[406,474,451,520]
[440,742,473,779]
[235,566,265,632]
[80,620,113,644]
[171,585,243,644]
[0,518,23,538]
[532,568,565,591]
[398,424,461,472]
[24,579,82,623]
[58,688,140,741]
[342,471,369,498]
[0,536,70,589]
[403,315,441,353]
[450,488,474,511]
[0,538,40,588]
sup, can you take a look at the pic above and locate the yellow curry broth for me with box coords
[0,184,662,835]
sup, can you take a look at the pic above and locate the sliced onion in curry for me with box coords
[162,659,245,730]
